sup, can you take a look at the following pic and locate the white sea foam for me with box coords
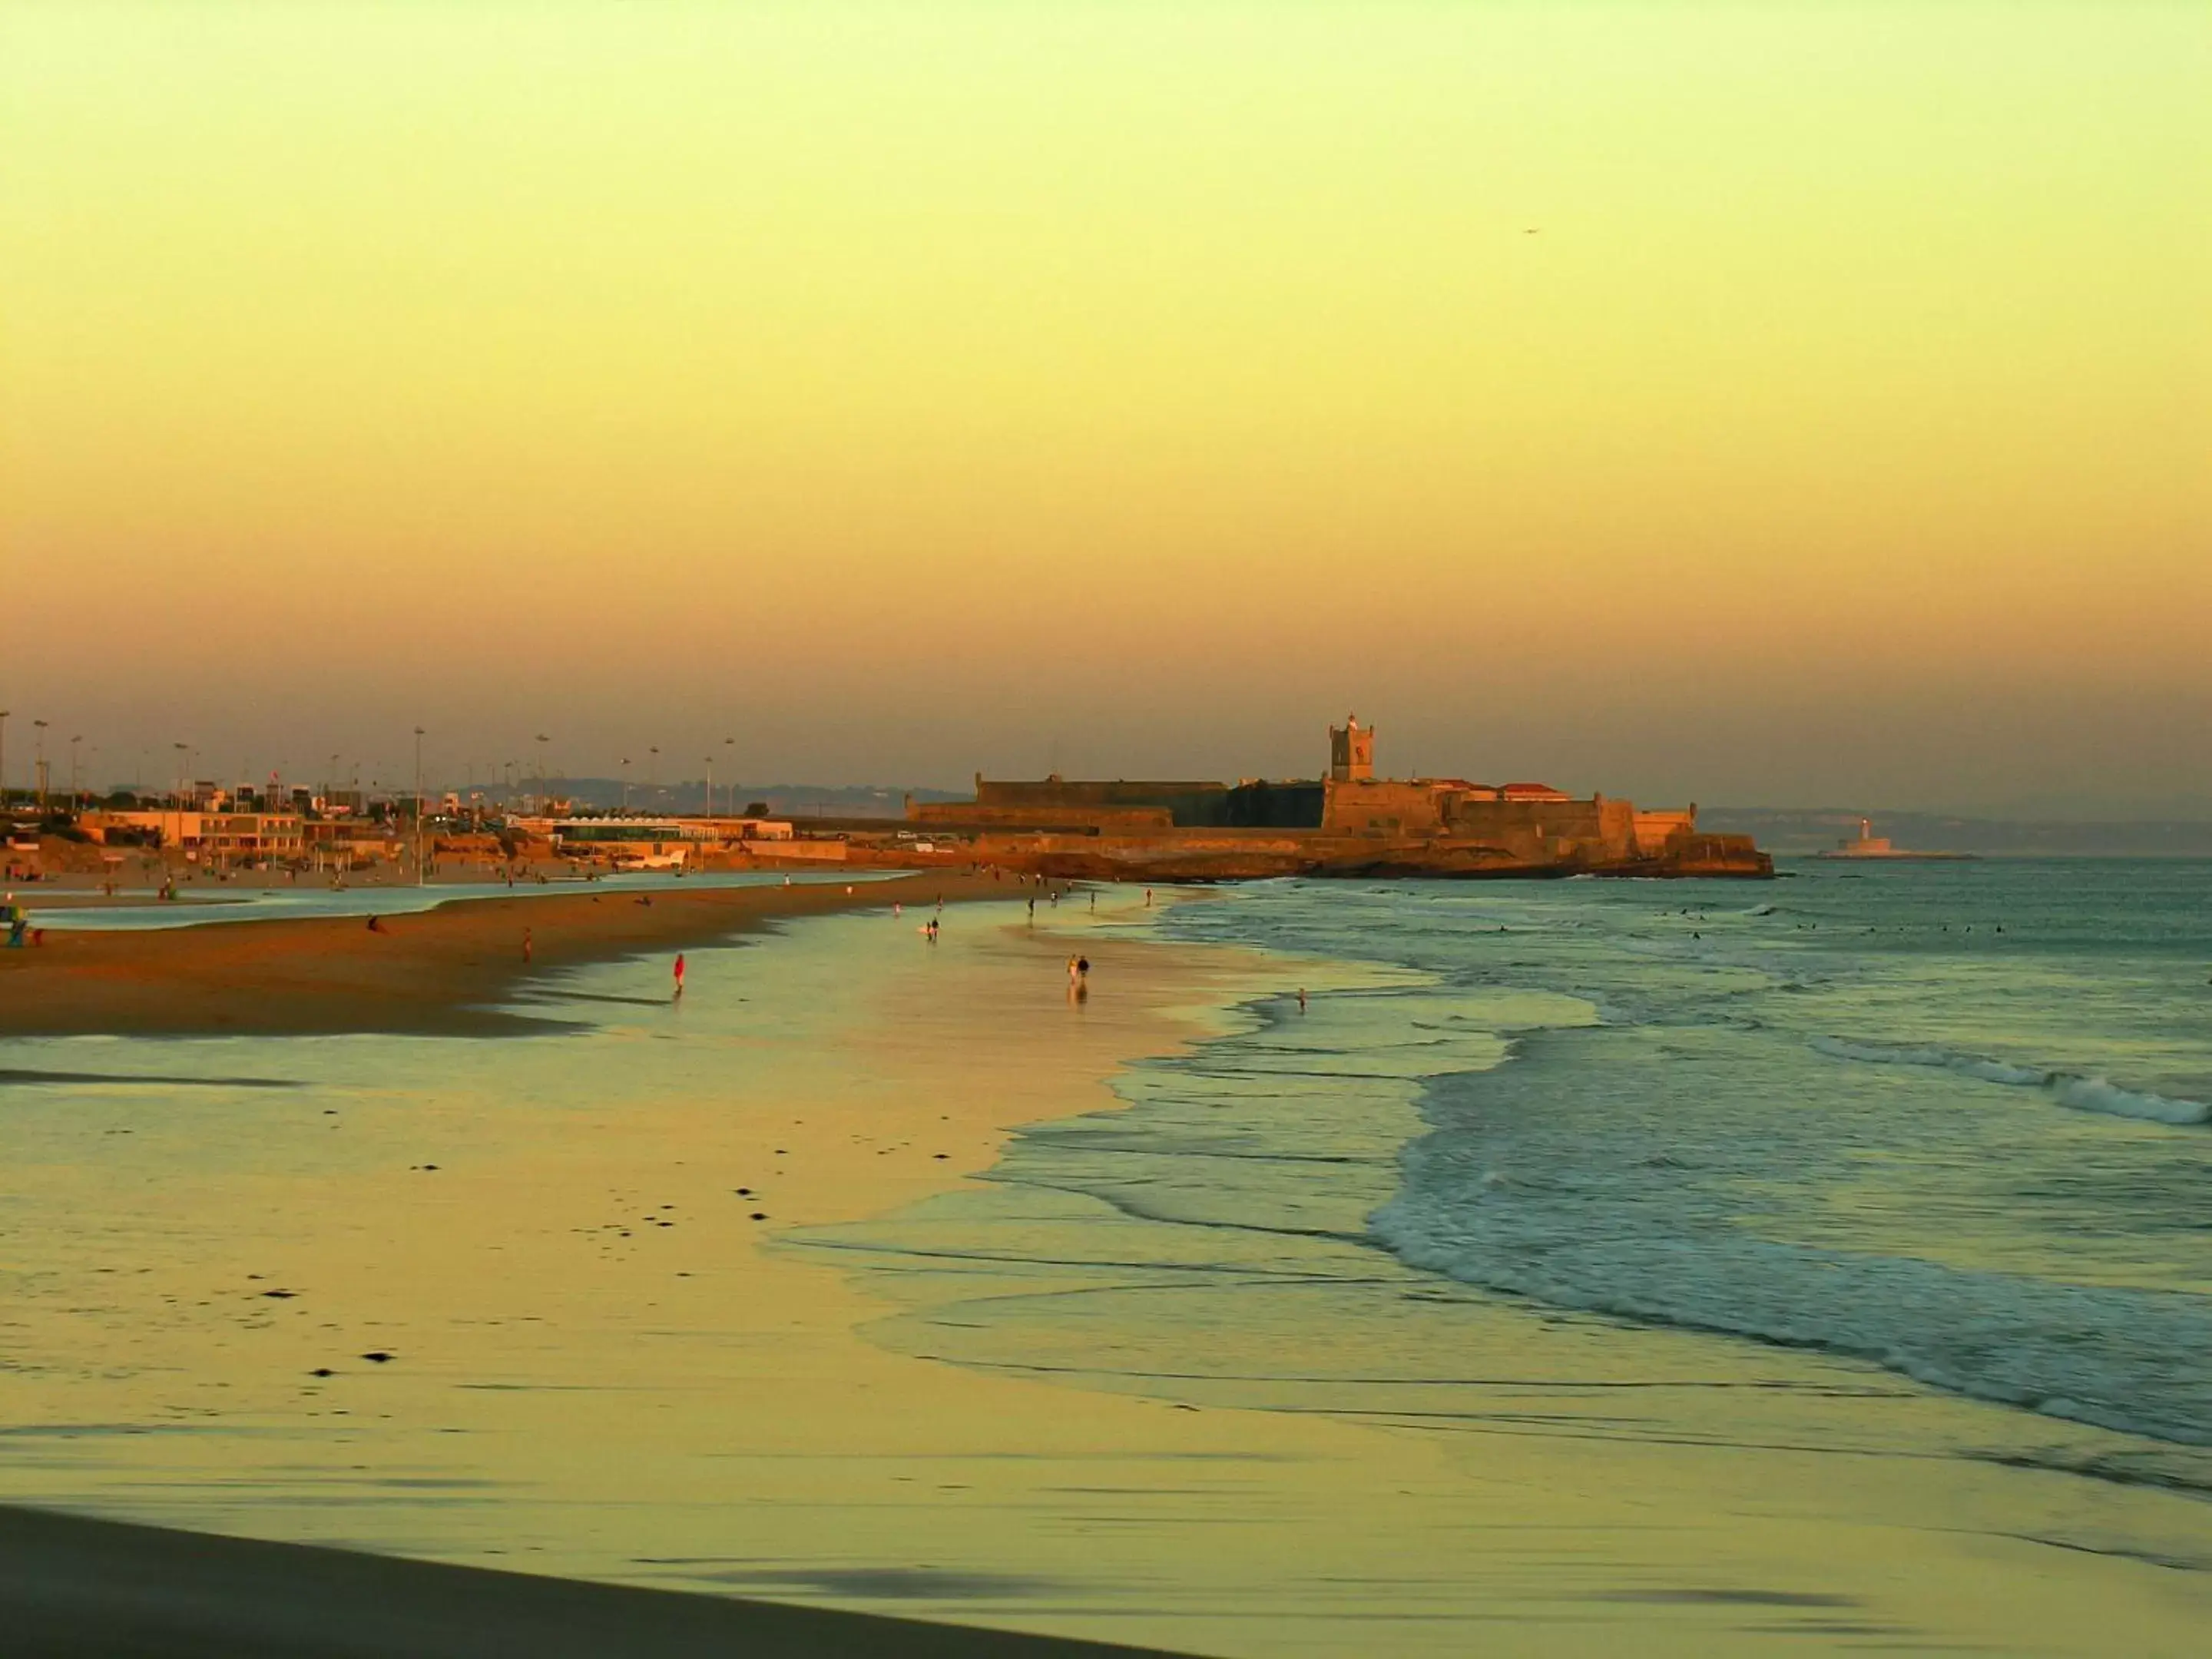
[1810,1035,2208,1125]
[1160,867,2212,1452]
[2049,1075,2210,1126]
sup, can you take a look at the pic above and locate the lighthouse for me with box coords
[1328,715,1375,783]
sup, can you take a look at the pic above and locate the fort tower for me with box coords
[1329,716,1375,783]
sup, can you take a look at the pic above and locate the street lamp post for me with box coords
[704,754,713,821]
[0,708,9,812]
[621,757,631,814]
[33,719,49,811]
[535,735,550,814]
[414,726,426,887]
[173,740,189,853]
[69,735,81,810]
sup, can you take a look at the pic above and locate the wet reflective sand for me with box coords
[2,895,2207,1654]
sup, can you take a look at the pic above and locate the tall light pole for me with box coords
[33,719,49,810]
[69,735,81,810]
[621,757,631,813]
[0,709,9,811]
[413,726,426,886]
[647,745,659,802]
[535,734,549,814]
[173,740,189,850]
[722,737,734,820]
[703,753,713,821]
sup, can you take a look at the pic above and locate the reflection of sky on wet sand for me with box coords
[2,898,2208,1654]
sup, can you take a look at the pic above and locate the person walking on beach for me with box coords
[674,953,686,999]
[523,928,533,964]
[1068,954,1081,987]
[1027,897,1035,922]
[1297,987,1308,1013]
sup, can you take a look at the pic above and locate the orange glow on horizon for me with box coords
[2,3,2206,810]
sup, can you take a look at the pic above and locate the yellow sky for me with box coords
[2,2,2207,807]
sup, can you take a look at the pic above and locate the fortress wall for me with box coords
[1320,780,1454,835]
[1442,796,1640,859]
[972,779,1230,821]
[1222,780,1326,829]
[1318,785,1641,857]
[1597,796,1641,858]
[969,827,1314,855]
[1633,809,1697,856]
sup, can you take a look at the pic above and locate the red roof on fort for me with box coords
[1501,782,1570,798]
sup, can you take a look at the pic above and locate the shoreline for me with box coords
[0,869,1004,1038]
[6,892,2209,1654]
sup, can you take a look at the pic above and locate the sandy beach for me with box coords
[0,869,1002,1037]
[2,889,2208,1654]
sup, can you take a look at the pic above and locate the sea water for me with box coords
[1148,860,2212,1449]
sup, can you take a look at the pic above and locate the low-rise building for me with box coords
[81,810,307,860]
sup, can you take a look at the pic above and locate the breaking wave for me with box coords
[1371,1180,2212,1448]
[1371,1041,2212,1449]
[1810,1036,2209,1126]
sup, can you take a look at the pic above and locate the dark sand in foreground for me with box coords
[0,1505,1181,1658]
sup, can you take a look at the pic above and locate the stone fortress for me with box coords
[906,718,1770,879]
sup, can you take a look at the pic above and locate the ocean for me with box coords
[1141,859,2212,1449]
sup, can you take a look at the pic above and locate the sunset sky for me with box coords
[2,2,2206,812]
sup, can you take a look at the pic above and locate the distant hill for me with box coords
[1704,808,2212,858]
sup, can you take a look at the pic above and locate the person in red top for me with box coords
[673,953,686,999]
